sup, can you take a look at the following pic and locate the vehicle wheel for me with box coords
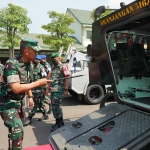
[84,85,104,105]
[68,89,77,97]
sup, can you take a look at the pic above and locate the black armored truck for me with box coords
[49,0,150,149]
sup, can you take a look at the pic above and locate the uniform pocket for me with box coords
[1,109,17,128]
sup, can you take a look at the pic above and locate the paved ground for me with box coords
[0,95,102,149]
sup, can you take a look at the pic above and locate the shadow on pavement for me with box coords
[61,94,88,106]
[25,116,77,146]
[23,94,113,147]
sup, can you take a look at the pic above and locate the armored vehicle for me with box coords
[49,0,150,149]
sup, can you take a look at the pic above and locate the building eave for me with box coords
[82,24,92,27]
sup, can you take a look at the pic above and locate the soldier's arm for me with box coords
[9,79,49,94]
[63,65,70,89]
[63,78,70,97]
[65,78,70,89]
[46,72,51,79]
[6,61,52,94]
[27,90,34,108]
[27,90,33,97]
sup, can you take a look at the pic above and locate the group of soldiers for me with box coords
[0,38,70,150]
[23,54,51,126]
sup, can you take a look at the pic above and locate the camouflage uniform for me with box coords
[0,38,41,150]
[50,52,70,132]
[40,56,51,113]
[43,62,51,107]
[41,61,51,77]
[51,64,65,119]
[0,55,32,150]
[28,61,50,119]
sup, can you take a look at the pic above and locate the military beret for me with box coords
[40,54,46,59]
[20,38,41,51]
[51,52,59,58]
[36,55,41,60]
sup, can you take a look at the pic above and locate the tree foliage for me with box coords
[90,6,111,21]
[37,11,76,51]
[0,3,31,58]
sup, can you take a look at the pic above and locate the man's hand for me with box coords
[28,98,34,109]
[37,78,53,86]
[64,90,69,97]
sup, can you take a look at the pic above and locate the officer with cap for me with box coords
[23,55,50,126]
[40,54,52,114]
[49,52,70,132]
[0,38,52,149]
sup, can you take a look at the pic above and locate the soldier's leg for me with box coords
[38,95,49,121]
[43,89,51,114]
[0,108,24,150]
[42,94,51,114]
[51,92,64,132]
[23,93,40,126]
[20,99,26,123]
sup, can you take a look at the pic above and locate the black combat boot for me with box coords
[47,104,51,114]
[23,116,32,127]
[38,112,49,121]
[51,117,64,132]
[60,117,64,126]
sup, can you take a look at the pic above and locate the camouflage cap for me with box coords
[51,52,59,58]
[20,38,41,51]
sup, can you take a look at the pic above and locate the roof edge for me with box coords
[67,8,82,24]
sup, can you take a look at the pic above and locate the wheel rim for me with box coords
[89,87,100,100]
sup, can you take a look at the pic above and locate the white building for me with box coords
[67,8,117,48]
[67,8,93,47]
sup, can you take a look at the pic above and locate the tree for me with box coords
[0,3,31,58]
[90,6,111,21]
[37,11,76,51]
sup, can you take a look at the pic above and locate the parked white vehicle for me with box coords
[62,48,111,104]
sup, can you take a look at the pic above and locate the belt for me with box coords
[32,90,41,93]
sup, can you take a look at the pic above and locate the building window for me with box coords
[86,30,92,39]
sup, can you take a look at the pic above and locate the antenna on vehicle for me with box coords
[94,6,106,21]
[120,2,125,8]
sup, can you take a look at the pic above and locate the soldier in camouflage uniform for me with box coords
[40,54,52,114]
[0,38,52,150]
[23,55,50,126]
[40,54,51,79]
[50,52,70,132]
[0,60,4,82]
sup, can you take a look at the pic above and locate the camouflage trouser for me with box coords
[51,92,63,118]
[42,89,51,105]
[20,99,26,122]
[0,108,23,150]
[42,95,51,105]
[28,92,47,118]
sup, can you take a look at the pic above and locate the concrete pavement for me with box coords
[0,95,100,149]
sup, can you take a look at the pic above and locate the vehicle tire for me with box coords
[84,85,104,105]
[68,89,78,97]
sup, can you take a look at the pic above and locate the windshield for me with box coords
[107,26,150,109]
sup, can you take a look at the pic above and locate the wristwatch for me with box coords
[28,96,33,98]
[64,88,68,91]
